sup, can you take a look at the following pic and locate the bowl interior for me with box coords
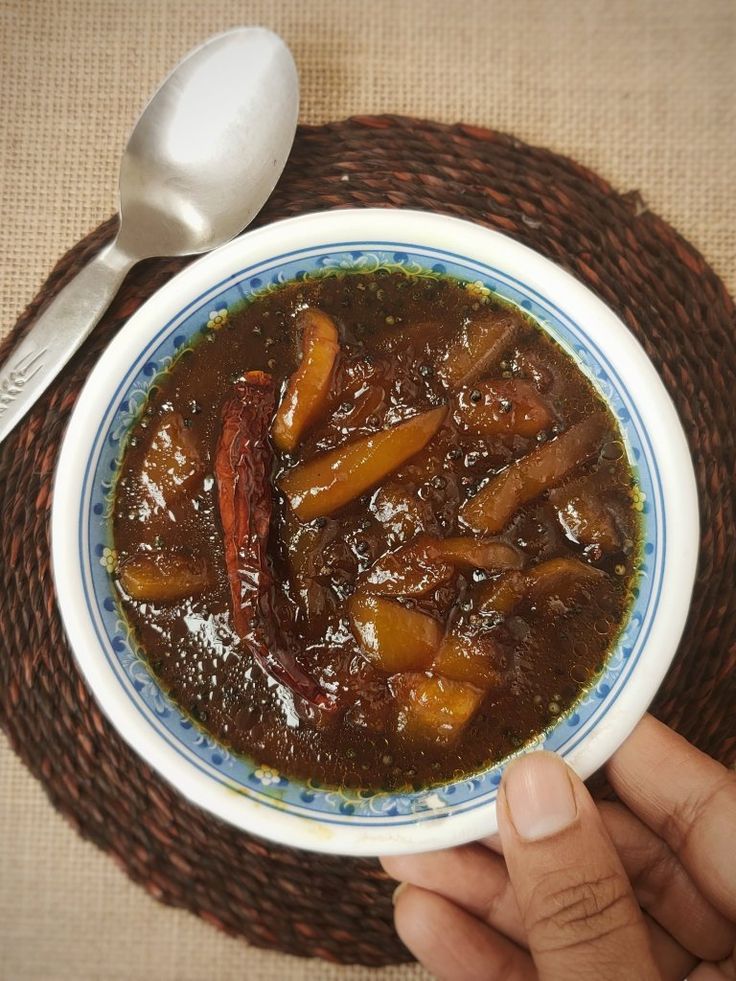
[80,243,659,810]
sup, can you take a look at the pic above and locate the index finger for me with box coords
[606,713,736,921]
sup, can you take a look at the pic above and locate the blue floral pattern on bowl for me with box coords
[79,241,662,828]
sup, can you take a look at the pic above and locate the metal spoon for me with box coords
[0,27,298,443]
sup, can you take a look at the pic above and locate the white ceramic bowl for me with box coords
[52,208,699,855]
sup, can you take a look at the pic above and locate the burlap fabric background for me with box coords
[1,1,734,978]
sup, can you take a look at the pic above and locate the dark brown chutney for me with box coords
[113,270,640,791]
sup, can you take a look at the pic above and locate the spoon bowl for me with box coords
[0,27,299,443]
[118,28,299,258]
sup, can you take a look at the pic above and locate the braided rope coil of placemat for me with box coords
[1,116,735,967]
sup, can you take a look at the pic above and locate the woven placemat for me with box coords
[1,115,735,967]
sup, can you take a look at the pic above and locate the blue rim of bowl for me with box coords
[80,241,661,826]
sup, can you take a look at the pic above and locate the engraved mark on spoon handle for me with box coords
[0,241,135,444]
[0,349,49,415]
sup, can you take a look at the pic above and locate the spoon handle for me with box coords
[0,241,135,444]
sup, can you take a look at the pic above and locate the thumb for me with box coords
[497,750,658,980]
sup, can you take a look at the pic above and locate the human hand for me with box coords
[381,715,736,979]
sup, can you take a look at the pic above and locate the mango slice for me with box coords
[550,473,622,552]
[272,308,340,452]
[362,539,454,597]
[348,594,442,672]
[476,571,527,615]
[433,631,503,690]
[140,412,203,510]
[435,537,524,570]
[370,481,439,545]
[285,518,336,622]
[368,319,444,357]
[523,556,605,607]
[477,557,604,617]
[118,551,212,602]
[320,355,391,435]
[455,378,554,438]
[338,383,386,431]
[361,535,523,597]
[460,412,607,534]
[280,406,447,520]
[437,312,519,389]
[394,673,484,746]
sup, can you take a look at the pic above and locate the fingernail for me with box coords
[392,881,408,906]
[502,751,577,841]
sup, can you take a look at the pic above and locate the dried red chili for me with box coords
[215,371,333,711]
